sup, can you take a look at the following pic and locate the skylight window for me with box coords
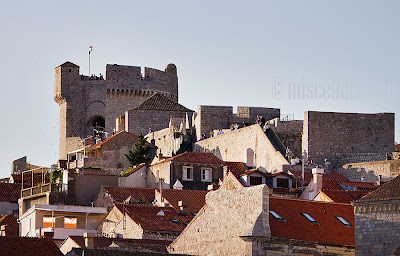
[336,216,352,227]
[183,223,189,226]
[301,213,319,224]
[171,219,179,224]
[191,212,197,216]
[269,211,285,221]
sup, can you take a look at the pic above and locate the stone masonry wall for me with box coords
[354,201,400,255]
[302,111,395,166]
[194,124,288,172]
[335,159,400,183]
[168,185,270,256]
[126,109,189,136]
[273,120,303,157]
[55,62,178,160]
[195,105,280,140]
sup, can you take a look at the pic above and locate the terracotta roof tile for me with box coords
[356,174,400,202]
[322,180,344,191]
[337,180,377,190]
[269,198,355,246]
[0,183,21,202]
[115,204,193,232]
[319,190,356,204]
[225,162,248,177]
[239,169,271,178]
[67,236,171,248]
[288,170,348,184]
[153,152,225,166]
[103,186,155,203]
[0,237,63,256]
[121,163,148,177]
[0,214,19,236]
[158,189,207,214]
[132,93,193,112]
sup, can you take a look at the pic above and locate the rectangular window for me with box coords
[336,216,352,227]
[201,168,212,182]
[64,217,77,229]
[43,216,55,228]
[276,178,289,188]
[308,191,315,200]
[182,166,193,181]
[250,176,263,185]
[269,211,285,221]
[301,213,319,224]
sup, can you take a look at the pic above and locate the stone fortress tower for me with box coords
[54,61,178,160]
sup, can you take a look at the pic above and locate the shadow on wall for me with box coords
[335,166,379,183]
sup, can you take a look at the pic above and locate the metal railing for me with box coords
[21,183,68,198]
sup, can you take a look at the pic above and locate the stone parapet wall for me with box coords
[168,185,270,256]
[354,201,400,255]
[336,159,400,183]
[194,124,288,172]
[302,111,394,166]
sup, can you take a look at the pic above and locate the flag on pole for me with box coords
[89,46,93,55]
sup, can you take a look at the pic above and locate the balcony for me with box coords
[21,183,68,198]
[38,227,98,240]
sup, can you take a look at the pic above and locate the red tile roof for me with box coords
[225,161,248,177]
[0,183,21,202]
[0,237,63,256]
[153,152,225,166]
[239,169,271,178]
[356,174,400,203]
[337,180,377,190]
[92,131,142,147]
[115,204,193,232]
[288,170,348,184]
[66,236,171,248]
[132,92,194,112]
[319,190,356,204]
[0,214,19,236]
[158,189,208,214]
[121,163,148,177]
[269,197,355,246]
[103,186,155,203]
[322,180,344,191]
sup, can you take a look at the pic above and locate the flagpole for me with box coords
[89,51,91,76]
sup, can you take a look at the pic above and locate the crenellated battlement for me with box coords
[54,61,179,160]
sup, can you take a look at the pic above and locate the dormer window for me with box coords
[336,216,352,227]
[301,213,319,224]
[171,219,179,224]
[269,211,285,221]
[183,166,193,181]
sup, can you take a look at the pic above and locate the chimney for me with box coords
[1,225,9,236]
[84,232,95,249]
[312,167,324,192]
[178,200,188,215]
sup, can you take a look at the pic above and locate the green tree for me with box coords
[125,132,151,167]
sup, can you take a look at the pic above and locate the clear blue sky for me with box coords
[0,1,399,178]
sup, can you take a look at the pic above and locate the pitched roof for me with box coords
[0,237,63,256]
[153,152,225,166]
[114,204,193,232]
[66,248,185,256]
[65,236,170,249]
[239,168,271,178]
[355,174,400,203]
[225,161,248,177]
[103,186,155,203]
[132,92,193,112]
[0,214,19,235]
[269,198,355,246]
[318,190,356,204]
[337,180,377,190]
[288,170,348,184]
[158,189,208,214]
[120,163,148,177]
[91,131,143,148]
[0,183,21,202]
[58,61,79,68]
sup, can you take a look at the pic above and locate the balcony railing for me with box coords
[21,183,68,198]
